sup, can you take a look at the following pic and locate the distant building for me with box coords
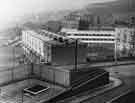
[93,14,114,27]
[61,12,94,30]
[115,27,135,57]
[41,21,62,33]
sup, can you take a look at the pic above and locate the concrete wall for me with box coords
[33,64,109,88]
[46,69,110,103]
[0,64,31,86]
[52,44,87,65]
[33,65,71,87]
[51,43,115,65]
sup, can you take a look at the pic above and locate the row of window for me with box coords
[80,38,115,41]
[22,31,44,57]
[23,46,51,63]
[66,33,114,36]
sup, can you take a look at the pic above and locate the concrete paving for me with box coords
[0,79,65,103]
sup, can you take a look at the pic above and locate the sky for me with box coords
[0,0,117,29]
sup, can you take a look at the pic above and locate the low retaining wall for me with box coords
[33,65,70,87]
[33,64,110,88]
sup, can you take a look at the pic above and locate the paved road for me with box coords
[81,64,135,103]
[105,64,135,91]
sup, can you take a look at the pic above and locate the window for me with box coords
[67,33,71,36]
[117,33,120,38]
[123,34,127,43]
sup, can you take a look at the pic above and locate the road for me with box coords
[81,64,135,103]
[105,65,135,91]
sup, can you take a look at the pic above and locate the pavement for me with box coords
[56,60,135,70]
[0,79,65,103]
[106,89,134,103]
[88,60,135,68]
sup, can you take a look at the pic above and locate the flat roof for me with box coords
[23,29,70,45]
[60,28,115,34]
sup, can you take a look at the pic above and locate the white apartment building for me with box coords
[22,28,69,64]
[22,29,51,63]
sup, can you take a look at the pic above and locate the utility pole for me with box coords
[114,36,117,64]
[21,89,24,103]
[74,39,78,70]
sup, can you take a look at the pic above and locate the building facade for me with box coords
[21,26,135,64]
[115,27,135,57]
[60,28,116,44]
[60,27,116,60]
[60,27,135,59]
[22,29,52,63]
[61,12,94,30]
[21,28,88,65]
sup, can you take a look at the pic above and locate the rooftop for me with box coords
[23,26,74,45]
[60,28,115,34]
[61,27,115,32]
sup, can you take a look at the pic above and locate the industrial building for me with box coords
[60,27,135,59]
[60,27,115,44]
[60,27,115,61]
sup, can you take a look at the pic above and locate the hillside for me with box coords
[13,0,135,33]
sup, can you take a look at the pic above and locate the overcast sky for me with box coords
[0,0,117,29]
